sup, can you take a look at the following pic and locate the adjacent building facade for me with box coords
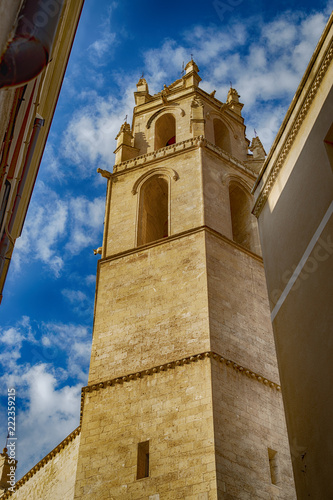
[253,13,333,499]
[1,61,296,499]
[0,0,84,302]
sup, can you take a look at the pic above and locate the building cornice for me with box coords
[100,225,263,266]
[80,351,281,425]
[1,427,81,498]
[252,14,333,217]
[112,136,257,179]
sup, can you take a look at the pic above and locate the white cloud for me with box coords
[13,184,104,276]
[0,317,91,478]
[61,288,93,317]
[14,184,67,276]
[137,8,328,150]
[61,93,133,174]
[85,274,96,285]
[38,322,91,382]
[15,364,82,478]
[42,142,64,182]
[87,1,119,65]
[65,196,105,254]
[62,288,88,303]
[88,32,117,63]
[0,327,25,346]
[60,7,330,175]
[0,317,37,376]
[262,15,298,50]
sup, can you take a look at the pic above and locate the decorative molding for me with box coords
[1,427,81,498]
[113,136,257,178]
[100,224,263,267]
[80,351,281,424]
[131,167,179,195]
[253,41,333,217]
[100,225,263,265]
[146,106,185,129]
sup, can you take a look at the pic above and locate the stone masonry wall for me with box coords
[206,231,280,383]
[7,431,80,500]
[75,358,217,500]
[89,230,209,385]
[106,148,203,256]
[212,360,295,499]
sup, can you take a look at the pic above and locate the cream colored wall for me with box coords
[256,87,333,499]
[79,69,296,499]
[10,433,80,500]
[132,90,248,159]
[202,148,257,240]
[106,148,203,256]
[206,231,279,382]
[77,359,217,500]
[212,360,295,499]
[253,16,333,499]
[89,230,209,385]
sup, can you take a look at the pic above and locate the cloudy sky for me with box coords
[0,0,332,480]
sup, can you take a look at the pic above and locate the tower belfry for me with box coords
[74,62,296,499]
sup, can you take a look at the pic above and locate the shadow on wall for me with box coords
[137,175,169,246]
[229,181,261,255]
[214,118,231,154]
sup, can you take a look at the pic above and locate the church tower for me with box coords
[74,61,296,499]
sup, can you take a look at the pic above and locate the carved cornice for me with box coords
[1,427,81,498]
[113,136,257,178]
[253,40,333,217]
[80,351,281,425]
[100,225,263,265]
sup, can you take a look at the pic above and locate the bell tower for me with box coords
[74,62,296,499]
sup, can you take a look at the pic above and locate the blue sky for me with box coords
[0,0,332,480]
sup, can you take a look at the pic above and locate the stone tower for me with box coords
[74,61,296,499]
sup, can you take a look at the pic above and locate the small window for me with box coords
[268,448,279,486]
[137,440,149,479]
[229,182,252,249]
[166,136,175,146]
[229,181,260,254]
[155,113,176,150]
[137,175,168,246]
[213,118,231,154]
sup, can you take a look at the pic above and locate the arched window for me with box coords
[137,175,169,246]
[213,119,231,154]
[155,113,176,150]
[229,181,258,253]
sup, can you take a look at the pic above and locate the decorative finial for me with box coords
[181,61,185,77]
[124,115,128,123]
[191,53,193,60]
[141,71,144,78]
[230,81,232,88]
[254,128,257,137]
